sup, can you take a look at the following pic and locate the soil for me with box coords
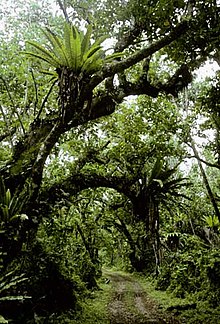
[105,271,180,324]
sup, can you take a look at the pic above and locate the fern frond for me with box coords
[9,192,26,217]
[149,158,163,183]
[92,35,108,47]
[25,40,61,67]
[42,28,69,66]
[83,45,103,62]
[63,22,72,65]
[26,41,55,59]
[69,24,82,72]
[105,52,124,62]
[1,206,9,222]
[5,189,11,207]
[81,24,92,58]
[81,49,104,74]
[0,314,8,323]
[0,277,27,293]
[24,52,57,66]
[25,23,123,77]
[40,69,58,77]
[0,269,19,285]
[0,295,31,301]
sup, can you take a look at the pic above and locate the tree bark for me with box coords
[190,137,220,221]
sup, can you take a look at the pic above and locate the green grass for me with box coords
[133,273,190,309]
[132,273,220,324]
[70,282,111,324]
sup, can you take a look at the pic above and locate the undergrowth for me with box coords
[133,271,220,324]
[45,277,112,324]
[28,267,220,323]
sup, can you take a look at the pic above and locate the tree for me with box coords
[1,0,208,203]
[0,0,219,319]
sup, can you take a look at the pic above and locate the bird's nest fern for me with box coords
[25,22,122,80]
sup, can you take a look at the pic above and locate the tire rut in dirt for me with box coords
[106,272,171,324]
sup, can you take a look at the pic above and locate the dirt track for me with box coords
[105,271,180,324]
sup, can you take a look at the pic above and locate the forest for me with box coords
[0,0,219,323]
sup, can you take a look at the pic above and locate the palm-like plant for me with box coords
[138,159,190,269]
[135,158,190,231]
[203,215,220,229]
[25,22,121,78]
[0,261,30,323]
[0,177,30,323]
[148,158,189,203]
[0,176,28,226]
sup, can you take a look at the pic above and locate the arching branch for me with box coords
[45,172,136,206]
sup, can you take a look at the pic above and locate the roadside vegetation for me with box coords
[0,0,220,323]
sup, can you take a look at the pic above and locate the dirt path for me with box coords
[105,271,180,324]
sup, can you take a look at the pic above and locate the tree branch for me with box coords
[189,136,220,221]
[187,155,220,170]
[115,23,144,52]
[0,127,16,143]
[46,172,136,205]
[87,21,189,91]
[89,63,192,109]
[57,0,70,23]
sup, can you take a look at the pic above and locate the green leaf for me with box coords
[1,206,9,222]
[91,35,108,47]
[69,24,82,72]
[203,215,220,228]
[5,189,11,207]
[152,179,163,187]
[105,52,124,62]
[25,39,61,66]
[149,158,163,183]
[0,315,8,323]
[42,28,69,66]
[0,296,31,301]
[83,45,103,62]
[25,22,116,76]
[81,24,93,58]
[81,51,103,74]
[0,276,27,293]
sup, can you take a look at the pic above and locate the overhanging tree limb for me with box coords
[46,173,136,204]
[87,21,189,91]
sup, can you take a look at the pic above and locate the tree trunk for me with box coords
[132,192,160,272]
[190,137,220,221]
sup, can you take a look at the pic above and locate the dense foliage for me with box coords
[0,0,219,322]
